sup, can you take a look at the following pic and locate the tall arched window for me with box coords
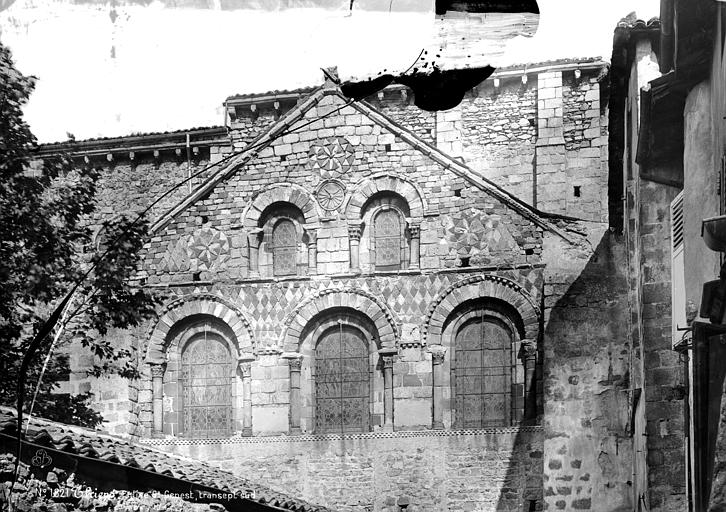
[272,219,298,276]
[454,313,512,428]
[314,324,370,433]
[373,209,403,270]
[180,333,234,437]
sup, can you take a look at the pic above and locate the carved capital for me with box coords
[382,355,395,369]
[150,364,165,379]
[347,222,363,241]
[247,228,263,247]
[304,226,319,245]
[520,340,537,361]
[281,352,303,370]
[239,362,252,378]
[428,345,446,365]
[408,223,421,239]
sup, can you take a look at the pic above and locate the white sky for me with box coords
[0,0,660,142]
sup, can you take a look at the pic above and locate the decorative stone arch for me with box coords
[343,173,427,220]
[423,274,540,346]
[145,293,256,364]
[281,287,400,352]
[242,183,322,229]
[425,275,541,429]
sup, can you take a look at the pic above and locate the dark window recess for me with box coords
[385,144,391,152]
[454,189,462,197]
[460,256,471,267]
[525,248,534,255]
[573,186,581,197]
[193,272,201,282]
[280,155,287,162]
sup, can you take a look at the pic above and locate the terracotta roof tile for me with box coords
[0,408,333,512]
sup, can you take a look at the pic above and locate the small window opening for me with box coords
[525,248,534,256]
[192,272,201,282]
[460,256,471,267]
[385,144,391,152]
[280,155,287,162]
[454,189,462,197]
[573,186,581,197]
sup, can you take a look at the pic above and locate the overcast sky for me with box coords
[0,0,660,142]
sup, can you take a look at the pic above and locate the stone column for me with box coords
[306,231,318,275]
[379,348,397,432]
[247,229,262,277]
[348,222,362,273]
[150,363,165,435]
[238,357,254,436]
[408,222,421,270]
[429,346,446,430]
[283,353,304,434]
[521,340,538,421]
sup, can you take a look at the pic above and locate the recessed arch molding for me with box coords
[344,173,427,220]
[145,293,256,364]
[242,183,322,229]
[281,287,400,351]
[423,274,540,345]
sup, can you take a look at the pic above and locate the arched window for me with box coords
[180,333,234,437]
[453,313,513,428]
[314,324,370,433]
[360,192,410,272]
[272,219,298,276]
[256,202,308,278]
[373,209,403,270]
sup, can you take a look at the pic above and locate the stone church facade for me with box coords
[41,58,633,512]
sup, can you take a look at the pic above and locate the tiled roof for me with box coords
[37,126,228,154]
[0,408,332,512]
[226,86,317,102]
[615,15,660,30]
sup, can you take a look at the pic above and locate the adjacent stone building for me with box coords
[39,58,634,512]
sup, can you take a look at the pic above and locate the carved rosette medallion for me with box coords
[316,180,346,212]
[308,137,354,179]
[187,227,231,271]
[443,209,519,263]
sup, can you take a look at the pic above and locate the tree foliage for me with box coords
[0,42,158,427]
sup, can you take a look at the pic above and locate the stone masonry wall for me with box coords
[541,225,633,512]
[438,69,608,223]
[638,180,686,512]
[146,428,543,512]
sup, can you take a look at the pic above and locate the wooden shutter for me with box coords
[671,191,686,348]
